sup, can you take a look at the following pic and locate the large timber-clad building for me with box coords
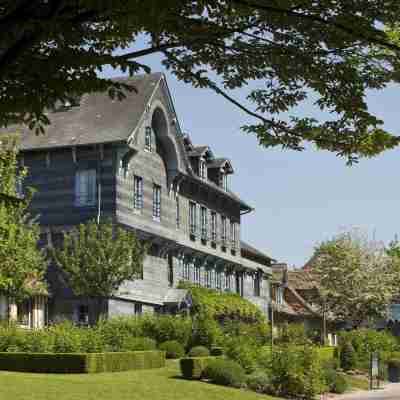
[0,73,274,326]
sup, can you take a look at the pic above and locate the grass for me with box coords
[345,375,370,391]
[0,360,279,400]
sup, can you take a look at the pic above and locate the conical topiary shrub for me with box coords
[340,342,357,371]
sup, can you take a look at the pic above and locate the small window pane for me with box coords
[133,176,143,210]
[75,169,96,206]
[145,127,152,152]
[152,184,161,219]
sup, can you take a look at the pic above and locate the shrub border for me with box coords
[0,351,165,373]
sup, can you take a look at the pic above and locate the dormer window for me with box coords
[145,126,152,152]
[199,159,207,180]
[219,172,229,191]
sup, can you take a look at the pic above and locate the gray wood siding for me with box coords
[23,145,116,226]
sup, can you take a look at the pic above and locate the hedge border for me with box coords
[0,351,165,373]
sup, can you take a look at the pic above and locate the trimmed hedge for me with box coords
[180,356,218,379]
[0,351,165,373]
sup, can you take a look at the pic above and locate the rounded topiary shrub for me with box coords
[159,340,185,359]
[332,373,349,394]
[202,358,246,388]
[189,346,210,357]
[246,371,271,393]
[340,342,358,371]
[122,337,157,351]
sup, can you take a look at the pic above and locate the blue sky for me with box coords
[103,50,400,268]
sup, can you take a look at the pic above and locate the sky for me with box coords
[103,46,400,268]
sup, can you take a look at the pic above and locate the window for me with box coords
[152,184,161,220]
[230,221,237,249]
[189,201,197,236]
[176,196,180,228]
[220,173,229,191]
[183,258,190,281]
[194,263,201,285]
[199,159,207,180]
[17,300,31,328]
[134,303,143,315]
[276,287,284,305]
[224,270,231,291]
[168,253,174,287]
[133,175,143,210]
[235,271,243,296]
[145,126,152,152]
[211,212,217,242]
[221,216,227,245]
[254,272,261,297]
[200,206,208,240]
[78,304,89,325]
[75,169,96,206]
[205,268,212,288]
[216,269,222,290]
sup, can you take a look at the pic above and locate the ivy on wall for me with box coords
[178,282,266,324]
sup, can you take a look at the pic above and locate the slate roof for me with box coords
[0,73,162,150]
[208,158,231,169]
[188,146,210,157]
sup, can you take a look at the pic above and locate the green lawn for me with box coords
[0,361,279,400]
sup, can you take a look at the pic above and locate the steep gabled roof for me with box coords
[0,73,162,151]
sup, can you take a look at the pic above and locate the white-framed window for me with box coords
[200,206,208,240]
[152,184,161,220]
[220,173,229,191]
[75,169,96,207]
[224,174,229,191]
[221,216,227,245]
[176,196,180,229]
[199,159,207,180]
[211,211,217,242]
[183,258,190,281]
[145,126,152,152]
[254,272,261,297]
[230,221,237,249]
[189,201,197,236]
[194,263,201,285]
[133,175,143,210]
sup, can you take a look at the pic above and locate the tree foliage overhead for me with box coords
[309,230,400,327]
[2,1,400,162]
[0,135,47,301]
[53,219,146,298]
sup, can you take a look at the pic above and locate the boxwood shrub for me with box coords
[159,340,185,359]
[0,351,165,373]
[202,358,246,388]
[180,356,218,379]
[188,346,210,357]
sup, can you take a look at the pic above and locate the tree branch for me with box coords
[232,0,400,53]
